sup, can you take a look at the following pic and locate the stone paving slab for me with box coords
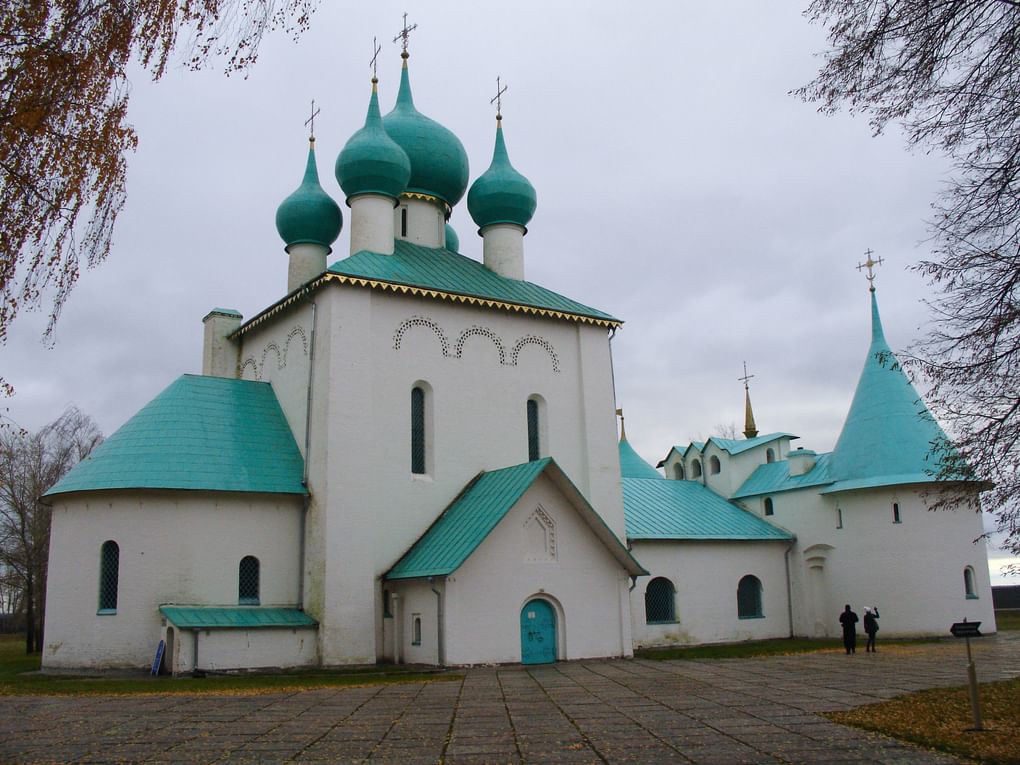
[1,633,1017,764]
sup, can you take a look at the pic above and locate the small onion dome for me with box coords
[444,223,460,252]
[336,80,411,202]
[382,60,469,209]
[467,118,537,231]
[275,139,343,251]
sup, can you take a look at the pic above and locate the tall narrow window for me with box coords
[964,566,978,598]
[401,207,408,237]
[412,614,422,645]
[836,508,843,529]
[238,556,260,605]
[527,399,540,461]
[737,575,763,618]
[766,448,775,463]
[98,540,120,613]
[644,577,677,623]
[764,497,774,516]
[411,386,426,474]
[892,503,901,523]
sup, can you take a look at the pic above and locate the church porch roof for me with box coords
[159,606,317,629]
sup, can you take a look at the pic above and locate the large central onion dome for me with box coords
[336,79,411,201]
[275,139,343,251]
[382,59,469,209]
[467,117,537,231]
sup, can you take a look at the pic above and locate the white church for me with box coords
[40,41,996,673]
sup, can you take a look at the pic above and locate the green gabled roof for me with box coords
[619,438,664,480]
[159,606,317,629]
[386,458,645,580]
[324,240,620,327]
[732,452,835,499]
[826,290,954,493]
[623,478,793,541]
[706,432,798,456]
[45,375,306,497]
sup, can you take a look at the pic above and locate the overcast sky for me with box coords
[4,2,1016,583]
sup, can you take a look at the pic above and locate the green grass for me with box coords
[0,633,459,696]
[634,635,942,661]
[994,610,1020,631]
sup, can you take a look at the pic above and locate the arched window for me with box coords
[709,455,721,474]
[527,398,540,461]
[673,463,685,480]
[691,459,703,478]
[412,614,422,645]
[964,566,978,598]
[764,497,774,516]
[238,556,260,605]
[737,575,763,619]
[766,448,775,463]
[98,540,119,613]
[892,502,901,523]
[644,577,676,623]
[411,385,427,474]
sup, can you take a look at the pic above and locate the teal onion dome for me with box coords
[336,80,411,201]
[275,140,343,251]
[467,118,537,231]
[382,60,469,209]
[444,223,460,252]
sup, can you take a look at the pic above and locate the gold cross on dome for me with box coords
[304,99,320,140]
[370,36,382,78]
[393,12,417,55]
[738,361,754,391]
[491,76,508,119]
[856,248,884,288]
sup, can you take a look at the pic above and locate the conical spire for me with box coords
[468,116,537,231]
[275,139,343,252]
[829,288,953,490]
[616,410,663,480]
[740,362,758,439]
[336,78,411,201]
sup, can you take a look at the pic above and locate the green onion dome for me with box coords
[336,80,411,202]
[467,118,537,231]
[275,139,343,251]
[382,59,469,209]
[444,223,460,252]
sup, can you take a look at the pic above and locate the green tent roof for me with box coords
[386,458,645,580]
[623,477,794,541]
[45,375,306,497]
[619,438,664,480]
[732,453,835,499]
[826,290,953,492]
[159,606,317,629]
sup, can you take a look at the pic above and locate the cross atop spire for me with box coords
[738,361,754,391]
[856,248,884,291]
[393,12,417,58]
[740,362,759,439]
[304,99,320,142]
[370,36,382,80]
[491,76,508,120]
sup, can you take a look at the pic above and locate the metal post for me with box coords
[965,636,983,731]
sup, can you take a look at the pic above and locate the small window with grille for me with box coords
[98,540,119,613]
[411,386,426,474]
[238,556,260,605]
[737,575,763,619]
[644,577,676,623]
[527,398,540,461]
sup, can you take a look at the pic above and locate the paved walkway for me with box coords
[2,634,1019,765]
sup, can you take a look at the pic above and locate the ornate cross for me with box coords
[738,361,754,391]
[491,76,508,119]
[370,36,382,78]
[393,12,417,55]
[304,99,320,140]
[856,248,884,288]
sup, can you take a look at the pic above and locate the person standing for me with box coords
[863,606,880,652]
[839,604,859,654]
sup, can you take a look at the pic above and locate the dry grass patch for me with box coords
[826,678,1020,765]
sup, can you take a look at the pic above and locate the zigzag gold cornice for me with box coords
[230,273,622,338]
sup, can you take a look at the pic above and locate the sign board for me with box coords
[150,639,165,676]
[950,621,982,638]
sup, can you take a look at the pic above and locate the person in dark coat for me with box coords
[863,606,880,652]
[839,604,859,654]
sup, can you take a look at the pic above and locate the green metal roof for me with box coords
[336,81,411,201]
[706,432,799,456]
[619,438,664,480]
[159,606,317,629]
[732,452,835,499]
[826,290,954,492]
[467,119,537,231]
[45,375,307,497]
[326,240,620,326]
[623,477,793,541]
[386,458,645,580]
[275,142,342,252]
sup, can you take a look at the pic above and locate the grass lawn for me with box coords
[994,609,1020,631]
[827,678,1020,765]
[633,636,937,660]
[0,633,458,696]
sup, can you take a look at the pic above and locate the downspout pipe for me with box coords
[429,577,445,666]
[299,299,317,608]
[784,539,796,638]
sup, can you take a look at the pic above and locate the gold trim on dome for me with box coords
[401,191,451,216]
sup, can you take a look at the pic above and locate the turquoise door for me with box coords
[520,599,556,665]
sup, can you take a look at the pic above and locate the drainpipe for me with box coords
[429,577,445,666]
[784,539,795,638]
[192,630,200,676]
[392,593,401,665]
[299,300,317,608]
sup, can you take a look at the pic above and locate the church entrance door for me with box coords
[520,599,556,665]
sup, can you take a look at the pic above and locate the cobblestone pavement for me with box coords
[1,634,1018,765]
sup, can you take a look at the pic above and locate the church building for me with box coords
[40,38,995,673]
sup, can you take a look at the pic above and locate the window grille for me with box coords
[98,540,119,612]
[644,577,676,623]
[527,399,540,461]
[737,575,763,618]
[239,556,260,605]
[411,386,426,474]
